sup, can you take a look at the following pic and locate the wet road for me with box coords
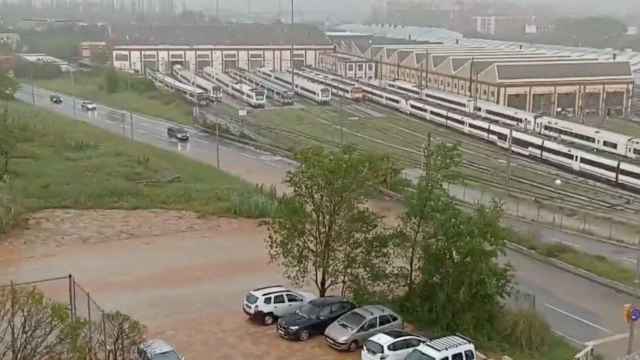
[16,86,638,358]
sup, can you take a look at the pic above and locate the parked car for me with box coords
[80,100,97,111]
[277,296,356,341]
[406,335,476,360]
[324,305,403,352]
[242,285,316,325]
[49,94,63,104]
[362,330,427,360]
[136,339,184,360]
[167,126,190,141]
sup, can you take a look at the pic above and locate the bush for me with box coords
[103,68,120,94]
[230,186,277,218]
[498,309,552,353]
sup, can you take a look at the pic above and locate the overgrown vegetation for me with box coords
[509,229,638,287]
[32,69,194,125]
[0,102,274,235]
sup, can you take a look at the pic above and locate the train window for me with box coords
[581,157,617,172]
[357,64,364,72]
[454,83,458,90]
[543,146,573,160]
[620,168,640,180]
[603,141,618,150]
[635,149,640,155]
[368,64,374,71]
[348,64,354,72]
[512,137,537,149]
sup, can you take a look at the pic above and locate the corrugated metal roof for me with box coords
[495,61,633,81]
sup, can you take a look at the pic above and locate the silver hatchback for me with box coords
[324,305,403,352]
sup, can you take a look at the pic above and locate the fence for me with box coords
[1,274,123,360]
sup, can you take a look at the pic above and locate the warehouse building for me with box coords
[111,24,335,75]
[328,32,634,117]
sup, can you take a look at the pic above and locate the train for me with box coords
[201,67,266,108]
[146,69,208,106]
[383,79,640,159]
[172,65,223,103]
[227,68,295,105]
[320,73,640,190]
[294,68,365,102]
[256,68,331,105]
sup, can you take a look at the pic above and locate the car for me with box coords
[242,285,316,326]
[362,330,427,360]
[277,296,356,341]
[80,100,97,111]
[167,126,190,141]
[136,339,184,360]
[49,94,63,104]
[324,305,403,352]
[405,335,476,360]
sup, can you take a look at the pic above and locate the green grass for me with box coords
[509,229,637,287]
[32,71,195,125]
[0,101,272,234]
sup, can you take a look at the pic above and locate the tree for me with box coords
[0,286,89,360]
[0,72,18,101]
[0,105,15,179]
[393,139,463,294]
[98,311,145,360]
[104,68,120,94]
[266,146,392,297]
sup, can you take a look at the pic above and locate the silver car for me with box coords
[324,305,403,352]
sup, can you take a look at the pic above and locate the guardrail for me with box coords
[574,346,595,360]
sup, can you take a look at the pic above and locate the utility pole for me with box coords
[129,112,134,141]
[30,65,35,105]
[290,0,295,91]
[506,129,512,185]
[424,48,429,90]
[468,56,474,100]
[71,70,76,116]
[215,122,220,168]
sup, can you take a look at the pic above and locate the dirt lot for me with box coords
[0,209,359,360]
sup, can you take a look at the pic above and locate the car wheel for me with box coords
[298,330,310,341]
[263,313,275,326]
[348,341,359,352]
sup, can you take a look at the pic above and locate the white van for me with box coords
[405,335,476,360]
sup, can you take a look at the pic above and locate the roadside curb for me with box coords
[506,242,640,297]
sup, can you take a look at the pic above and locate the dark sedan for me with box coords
[277,297,355,341]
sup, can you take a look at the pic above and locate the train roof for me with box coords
[270,71,330,90]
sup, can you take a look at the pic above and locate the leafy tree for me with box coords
[98,311,145,360]
[393,139,463,293]
[0,286,89,360]
[266,146,392,297]
[0,72,18,100]
[104,68,120,94]
[0,105,15,178]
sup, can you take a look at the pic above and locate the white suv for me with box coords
[242,285,316,325]
[406,335,476,360]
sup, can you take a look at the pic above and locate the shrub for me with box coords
[498,309,552,353]
[230,186,277,218]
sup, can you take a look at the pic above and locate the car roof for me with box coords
[309,296,348,306]
[250,285,290,297]
[140,339,175,355]
[368,330,420,346]
[356,305,396,317]
[424,335,472,352]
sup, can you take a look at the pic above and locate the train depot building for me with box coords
[111,24,334,75]
[328,32,635,118]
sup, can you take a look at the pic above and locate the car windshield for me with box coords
[246,293,258,304]
[296,303,321,318]
[339,311,366,329]
[405,349,436,360]
[364,340,384,355]
[151,351,181,360]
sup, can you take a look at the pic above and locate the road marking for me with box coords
[551,329,585,346]
[545,303,612,333]
[622,256,637,264]
[585,333,628,346]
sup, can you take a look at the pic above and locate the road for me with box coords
[16,85,638,358]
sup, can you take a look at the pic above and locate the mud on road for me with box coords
[0,209,357,360]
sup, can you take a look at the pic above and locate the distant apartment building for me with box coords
[473,16,534,36]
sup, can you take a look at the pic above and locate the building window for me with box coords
[461,85,465,92]
[114,53,129,62]
[348,63,354,72]
[483,89,487,96]
[454,83,458,90]
[367,63,373,71]
[142,53,156,60]
[169,53,183,60]
[223,53,237,60]
[197,53,210,59]
[249,53,263,59]
[357,63,364,72]
[491,90,496,97]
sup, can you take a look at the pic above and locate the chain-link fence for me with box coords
[1,274,115,360]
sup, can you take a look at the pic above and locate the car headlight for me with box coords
[288,326,299,331]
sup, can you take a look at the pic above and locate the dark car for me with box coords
[277,297,356,341]
[49,94,63,104]
[167,126,189,141]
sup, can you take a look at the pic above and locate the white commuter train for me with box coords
[256,68,331,105]
[227,68,295,105]
[382,79,640,159]
[294,68,365,101]
[201,67,266,108]
[173,65,223,103]
[146,69,208,106]
[354,80,640,191]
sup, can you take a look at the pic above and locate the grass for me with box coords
[0,101,273,234]
[509,229,638,287]
[32,70,195,125]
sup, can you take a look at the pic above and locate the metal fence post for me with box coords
[10,281,16,360]
[88,292,93,356]
[68,274,74,319]
[516,197,520,217]
[609,221,613,240]
[536,205,541,222]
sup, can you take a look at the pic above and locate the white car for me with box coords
[362,330,426,360]
[80,100,97,111]
[242,285,316,325]
[406,335,476,360]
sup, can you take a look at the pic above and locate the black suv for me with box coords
[277,297,355,341]
[167,126,189,141]
[49,94,63,104]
